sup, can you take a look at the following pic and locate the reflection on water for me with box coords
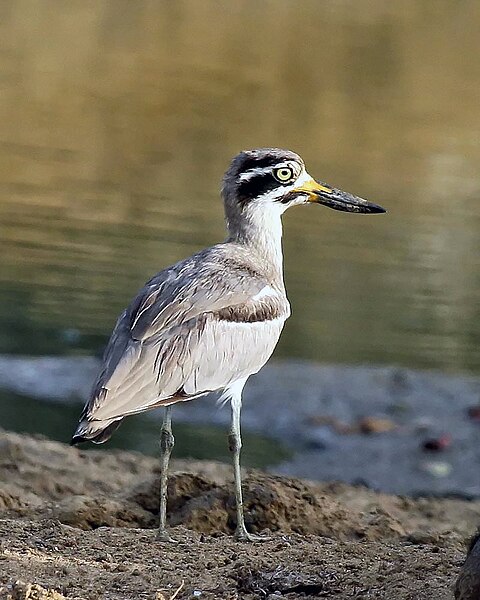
[1,1,480,372]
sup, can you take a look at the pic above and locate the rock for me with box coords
[455,531,480,599]
[467,406,480,422]
[0,580,66,600]
[358,416,397,434]
[422,434,452,452]
[419,461,452,478]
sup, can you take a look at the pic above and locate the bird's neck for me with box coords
[226,207,285,282]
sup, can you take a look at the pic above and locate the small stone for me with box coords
[358,416,397,434]
[422,434,452,452]
[467,406,480,421]
[419,461,452,478]
[7,580,67,600]
[407,530,438,545]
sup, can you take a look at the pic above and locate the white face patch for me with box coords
[238,166,275,183]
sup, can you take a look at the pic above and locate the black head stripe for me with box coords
[235,153,286,176]
[223,148,304,208]
[237,172,279,205]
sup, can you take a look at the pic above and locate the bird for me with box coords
[71,148,386,542]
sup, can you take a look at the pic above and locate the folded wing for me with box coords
[72,247,287,443]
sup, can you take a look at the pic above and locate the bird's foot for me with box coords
[234,526,270,543]
[156,529,178,543]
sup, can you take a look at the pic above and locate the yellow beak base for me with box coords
[293,178,333,201]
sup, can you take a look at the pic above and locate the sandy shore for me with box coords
[0,429,474,599]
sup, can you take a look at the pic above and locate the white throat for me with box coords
[224,170,313,280]
[227,202,285,279]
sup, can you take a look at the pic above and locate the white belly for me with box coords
[183,315,287,394]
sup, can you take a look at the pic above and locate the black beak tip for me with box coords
[368,202,387,214]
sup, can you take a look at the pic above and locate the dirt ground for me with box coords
[0,430,476,599]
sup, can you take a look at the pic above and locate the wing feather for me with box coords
[74,245,288,437]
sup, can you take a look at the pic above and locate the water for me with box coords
[1,1,480,373]
[0,390,289,467]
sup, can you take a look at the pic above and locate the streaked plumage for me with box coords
[72,148,385,541]
[74,245,289,440]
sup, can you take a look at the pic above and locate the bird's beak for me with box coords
[293,178,386,214]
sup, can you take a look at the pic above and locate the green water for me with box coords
[1,1,480,373]
[0,391,289,467]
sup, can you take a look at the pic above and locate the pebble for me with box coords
[422,434,452,452]
[467,406,480,422]
[358,416,397,434]
[407,530,438,545]
[419,460,452,478]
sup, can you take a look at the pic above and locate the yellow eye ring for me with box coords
[274,167,294,182]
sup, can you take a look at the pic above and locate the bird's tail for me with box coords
[70,417,123,445]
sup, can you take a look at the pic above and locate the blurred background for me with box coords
[1,1,480,490]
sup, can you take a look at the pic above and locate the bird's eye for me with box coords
[274,167,294,182]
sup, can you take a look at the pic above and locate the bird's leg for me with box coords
[229,393,268,542]
[157,406,176,542]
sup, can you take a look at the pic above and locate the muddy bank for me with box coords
[0,429,474,599]
[2,356,480,496]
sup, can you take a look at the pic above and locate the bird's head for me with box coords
[222,148,386,219]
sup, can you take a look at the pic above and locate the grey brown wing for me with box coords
[72,255,283,441]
